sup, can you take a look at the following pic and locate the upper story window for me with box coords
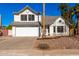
[21,15,27,21]
[28,15,35,21]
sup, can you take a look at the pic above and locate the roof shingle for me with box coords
[45,16,59,25]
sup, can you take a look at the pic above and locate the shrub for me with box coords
[36,42,50,49]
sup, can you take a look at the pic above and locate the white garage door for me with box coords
[15,27,39,37]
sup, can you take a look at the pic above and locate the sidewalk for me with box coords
[0,49,79,56]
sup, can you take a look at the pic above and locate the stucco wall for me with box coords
[12,26,16,37]
[8,30,12,36]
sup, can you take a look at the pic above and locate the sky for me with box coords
[0,3,77,26]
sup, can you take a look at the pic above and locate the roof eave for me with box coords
[13,6,40,15]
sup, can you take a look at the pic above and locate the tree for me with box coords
[59,3,77,35]
[74,4,79,34]
[6,25,12,30]
[60,4,75,22]
[59,4,69,19]
[70,4,79,34]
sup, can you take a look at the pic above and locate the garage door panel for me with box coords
[15,27,39,37]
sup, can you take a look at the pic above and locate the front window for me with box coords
[28,15,35,21]
[21,15,27,21]
[53,26,55,33]
[57,26,63,33]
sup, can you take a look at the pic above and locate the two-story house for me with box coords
[12,6,41,37]
[12,6,72,37]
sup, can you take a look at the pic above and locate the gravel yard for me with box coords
[35,35,79,49]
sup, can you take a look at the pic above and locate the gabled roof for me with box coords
[43,16,72,26]
[13,22,40,27]
[45,16,59,25]
[13,6,39,15]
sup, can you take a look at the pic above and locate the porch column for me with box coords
[55,26,57,35]
[64,26,66,34]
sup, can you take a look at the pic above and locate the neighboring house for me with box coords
[12,6,41,37]
[45,16,72,36]
[12,6,72,37]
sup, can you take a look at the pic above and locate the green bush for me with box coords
[6,25,12,30]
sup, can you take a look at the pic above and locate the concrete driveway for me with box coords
[0,37,44,55]
[0,37,36,50]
